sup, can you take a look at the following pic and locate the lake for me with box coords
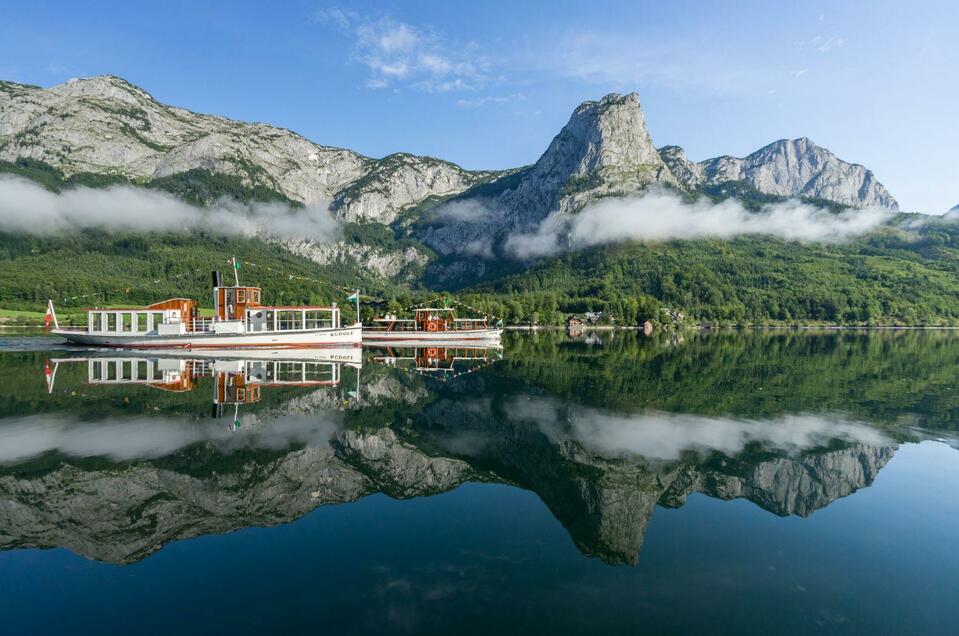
[0,330,957,634]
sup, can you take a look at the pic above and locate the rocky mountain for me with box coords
[420,92,680,256]
[0,76,492,224]
[1,75,903,286]
[659,138,898,209]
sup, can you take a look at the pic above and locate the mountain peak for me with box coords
[660,137,898,209]
[524,90,678,209]
[51,74,156,105]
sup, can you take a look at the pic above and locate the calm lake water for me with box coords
[1,330,957,635]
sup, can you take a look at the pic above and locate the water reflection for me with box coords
[0,333,955,567]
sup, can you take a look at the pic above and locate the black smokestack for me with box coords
[212,271,223,288]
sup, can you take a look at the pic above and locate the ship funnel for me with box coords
[212,271,223,288]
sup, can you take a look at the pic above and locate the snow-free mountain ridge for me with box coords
[0,75,900,274]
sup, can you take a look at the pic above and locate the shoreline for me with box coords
[505,324,959,332]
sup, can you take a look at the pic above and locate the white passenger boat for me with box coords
[363,307,502,343]
[48,268,362,349]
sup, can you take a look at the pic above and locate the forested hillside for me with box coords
[459,218,959,326]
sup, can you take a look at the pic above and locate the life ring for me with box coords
[426,348,439,358]
[426,322,438,332]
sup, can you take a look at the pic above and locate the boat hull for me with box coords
[362,328,503,343]
[52,324,363,349]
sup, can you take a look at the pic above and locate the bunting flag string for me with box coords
[239,261,500,319]
[379,354,501,383]
[403,296,502,323]
[56,257,499,322]
[60,267,209,303]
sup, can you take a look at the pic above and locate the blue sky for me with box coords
[1,0,956,212]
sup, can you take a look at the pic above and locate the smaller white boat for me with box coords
[363,307,502,343]
[48,266,362,349]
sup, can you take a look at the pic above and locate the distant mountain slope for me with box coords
[5,74,942,326]
[0,76,495,223]
[659,138,898,209]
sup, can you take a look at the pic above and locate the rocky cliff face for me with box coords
[660,138,898,209]
[420,93,680,256]
[503,92,679,217]
[0,76,488,224]
[1,75,902,279]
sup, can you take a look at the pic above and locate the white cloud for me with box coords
[456,93,526,108]
[815,34,847,53]
[503,190,893,259]
[0,175,340,240]
[317,9,489,93]
[431,198,499,223]
[531,31,767,96]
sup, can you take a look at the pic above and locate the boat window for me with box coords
[106,314,117,331]
[252,290,260,304]
[151,312,164,327]
[304,310,332,330]
[91,313,102,332]
[277,311,302,331]
[120,313,132,332]
[136,313,148,332]
[237,289,246,302]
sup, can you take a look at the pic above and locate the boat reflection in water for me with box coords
[366,341,502,381]
[45,347,363,427]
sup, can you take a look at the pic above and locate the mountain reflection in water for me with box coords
[1,332,954,570]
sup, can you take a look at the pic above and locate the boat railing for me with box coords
[189,317,215,333]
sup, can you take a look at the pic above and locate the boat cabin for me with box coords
[214,285,261,321]
[372,308,489,333]
[84,298,199,336]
